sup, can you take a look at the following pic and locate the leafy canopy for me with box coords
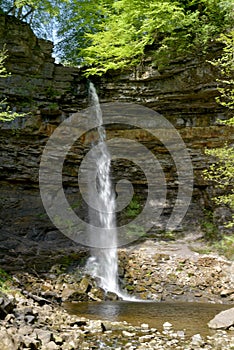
[79,0,234,75]
[0,0,65,40]
[55,0,113,65]
[1,1,233,72]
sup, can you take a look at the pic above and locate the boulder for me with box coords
[208,307,234,329]
[88,287,105,301]
[105,291,119,301]
[79,277,92,294]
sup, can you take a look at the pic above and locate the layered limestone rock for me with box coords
[0,14,87,115]
[0,14,233,271]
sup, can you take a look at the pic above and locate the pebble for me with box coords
[191,333,204,345]
[141,323,149,329]
[122,330,136,337]
[163,321,173,330]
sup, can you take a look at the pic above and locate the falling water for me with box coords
[85,82,119,294]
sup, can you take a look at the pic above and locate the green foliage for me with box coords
[125,196,141,218]
[55,0,114,64]
[126,224,146,239]
[0,47,26,122]
[204,143,234,227]
[1,1,233,70]
[190,235,234,260]
[0,268,12,292]
[44,86,60,98]
[80,0,234,75]
[161,230,177,241]
[209,30,234,110]
[201,210,219,241]
[212,234,234,260]
[0,46,9,78]
[82,0,185,74]
[204,31,234,228]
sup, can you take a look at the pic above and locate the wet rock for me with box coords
[88,287,105,301]
[172,288,184,295]
[65,291,89,302]
[79,277,91,294]
[105,291,119,301]
[208,307,234,329]
[61,287,77,301]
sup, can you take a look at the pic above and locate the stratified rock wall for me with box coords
[0,14,87,114]
[98,50,229,127]
[0,15,233,271]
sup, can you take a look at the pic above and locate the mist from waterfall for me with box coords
[85,82,119,294]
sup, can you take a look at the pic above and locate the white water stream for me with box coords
[85,82,119,294]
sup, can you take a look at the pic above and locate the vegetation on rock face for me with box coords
[0,268,12,292]
[204,31,234,230]
[0,47,26,121]
[202,30,234,260]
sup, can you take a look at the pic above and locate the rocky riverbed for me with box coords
[0,237,234,349]
[118,237,234,303]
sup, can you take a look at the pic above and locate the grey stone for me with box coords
[35,328,52,345]
[208,307,234,329]
[44,341,59,350]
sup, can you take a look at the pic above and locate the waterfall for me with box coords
[85,82,119,294]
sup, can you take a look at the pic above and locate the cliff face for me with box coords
[0,15,233,271]
[0,14,87,115]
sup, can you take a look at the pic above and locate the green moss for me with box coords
[44,86,60,98]
[125,285,134,291]
[124,196,142,218]
[201,210,219,241]
[213,234,234,260]
[190,235,234,260]
[126,224,146,239]
[0,268,13,292]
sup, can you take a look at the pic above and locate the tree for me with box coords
[212,31,234,111]
[79,0,234,75]
[1,1,233,70]
[55,0,114,64]
[204,30,234,228]
[0,0,63,40]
